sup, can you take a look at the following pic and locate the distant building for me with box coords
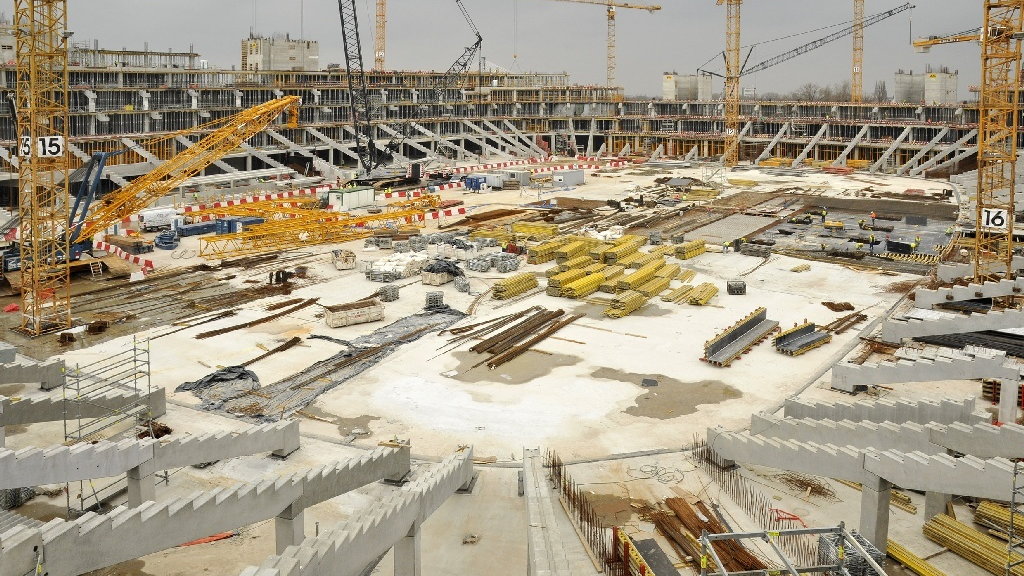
[241,35,319,72]
[894,67,958,105]
[662,72,713,101]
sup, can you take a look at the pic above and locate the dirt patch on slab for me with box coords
[15,500,67,522]
[591,368,741,419]
[88,559,155,576]
[335,415,380,437]
[3,424,27,436]
[449,350,581,384]
[586,493,644,526]
[0,383,26,397]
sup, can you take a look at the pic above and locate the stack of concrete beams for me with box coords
[702,307,778,367]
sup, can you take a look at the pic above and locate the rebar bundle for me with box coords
[548,269,587,290]
[688,282,718,305]
[924,514,1024,576]
[614,234,648,246]
[559,255,594,270]
[636,276,671,298]
[526,238,567,264]
[678,269,696,283]
[598,266,627,294]
[561,272,606,299]
[666,498,767,573]
[649,244,676,257]
[604,290,648,318]
[555,240,589,262]
[492,273,538,300]
[676,239,707,260]
[616,260,664,292]
[588,243,614,261]
[602,239,643,263]
[886,540,948,576]
[616,252,644,268]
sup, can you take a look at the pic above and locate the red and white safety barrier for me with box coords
[450,157,545,174]
[94,241,155,271]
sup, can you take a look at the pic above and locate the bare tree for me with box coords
[873,80,889,103]
[792,83,822,101]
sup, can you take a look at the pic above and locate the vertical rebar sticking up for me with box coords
[851,0,864,102]
[1009,460,1024,576]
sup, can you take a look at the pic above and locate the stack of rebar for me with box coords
[561,272,606,299]
[442,307,583,369]
[664,498,767,573]
[616,252,644,268]
[598,265,627,293]
[602,239,644,264]
[555,240,589,263]
[588,243,614,261]
[492,273,538,300]
[559,255,594,271]
[624,252,661,270]
[676,239,707,260]
[688,282,719,305]
[605,290,648,318]
[616,260,665,291]
[923,514,1024,576]
[511,221,558,238]
[649,244,677,257]
[677,269,696,283]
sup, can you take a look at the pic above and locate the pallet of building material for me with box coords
[554,240,589,262]
[773,323,832,356]
[654,263,681,279]
[675,239,706,260]
[636,276,671,298]
[687,283,718,305]
[739,243,771,258]
[616,260,665,291]
[624,252,661,270]
[924,513,1024,576]
[703,307,780,367]
[548,269,587,290]
[604,290,649,318]
[561,272,606,299]
[104,234,155,255]
[492,273,539,300]
[422,271,454,286]
[511,221,558,239]
[526,238,569,264]
[661,284,694,303]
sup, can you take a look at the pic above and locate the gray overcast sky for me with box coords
[67,1,979,97]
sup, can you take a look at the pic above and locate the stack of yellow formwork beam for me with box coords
[492,273,538,300]
[688,283,718,305]
[603,239,644,264]
[555,240,589,262]
[675,240,707,260]
[561,272,606,299]
[616,260,665,292]
[582,262,606,275]
[625,252,660,270]
[661,284,694,303]
[617,252,644,268]
[469,228,514,244]
[527,238,569,264]
[604,290,649,318]
[615,234,648,247]
[687,188,720,199]
[677,269,696,283]
[649,245,676,257]
[559,255,594,271]
[589,243,614,261]
[547,269,587,295]
[655,263,682,279]
[847,159,871,169]
[975,501,1011,532]
[924,514,1024,576]
[598,266,627,293]
[637,276,671,298]
[886,540,948,576]
[511,221,558,238]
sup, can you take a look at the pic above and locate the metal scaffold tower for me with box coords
[975,1,1023,281]
[63,338,153,514]
[15,0,72,335]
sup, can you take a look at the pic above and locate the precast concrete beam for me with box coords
[831,349,1020,390]
[792,124,828,167]
[1,388,166,427]
[914,277,1024,309]
[174,135,237,173]
[1,446,410,576]
[937,255,1024,282]
[863,450,1013,501]
[755,123,790,164]
[906,129,977,177]
[502,120,547,156]
[305,127,361,161]
[782,396,989,425]
[869,126,912,173]
[880,308,1024,342]
[237,449,474,576]
[481,119,533,156]
[893,127,948,175]
[0,358,65,390]
[832,124,869,166]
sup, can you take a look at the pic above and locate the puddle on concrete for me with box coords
[0,383,26,397]
[591,368,742,420]
[16,500,67,522]
[448,350,581,384]
[89,559,154,576]
[586,493,644,526]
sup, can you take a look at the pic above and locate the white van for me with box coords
[138,207,179,232]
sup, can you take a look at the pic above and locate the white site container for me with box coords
[323,298,385,328]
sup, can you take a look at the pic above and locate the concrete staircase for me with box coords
[881,307,1024,342]
[782,396,990,425]
[831,347,1021,391]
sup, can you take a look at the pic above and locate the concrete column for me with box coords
[394,523,421,576]
[1000,380,1020,424]
[924,491,952,519]
[275,502,305,554]
[126,460,157,507]
[859,475,892,549]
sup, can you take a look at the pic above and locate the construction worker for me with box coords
[821,209,827,223]
[192,192,199,204]
[869,234,875,254]
[945,226,954,236]
[870,211,877,225]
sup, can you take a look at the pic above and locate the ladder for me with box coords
[89,261,103,280]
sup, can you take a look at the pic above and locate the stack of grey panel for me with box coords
[454,275,471,293]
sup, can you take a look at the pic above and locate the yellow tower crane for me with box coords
[374,0,386,70]
[852,0,863,102]
[543,0,661,88]
[14,0,72,335]
[717,0,741,167]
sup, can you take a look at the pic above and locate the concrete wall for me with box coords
[524,448,572,576]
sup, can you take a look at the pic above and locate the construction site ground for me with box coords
[0,159,989,575]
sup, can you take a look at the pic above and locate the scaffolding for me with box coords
[699,523,888,576]
[1010,460,1024,576]
[62,337,153,515]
